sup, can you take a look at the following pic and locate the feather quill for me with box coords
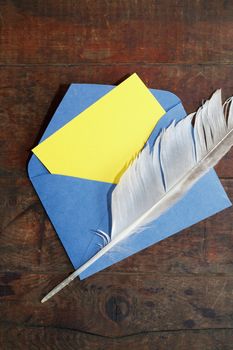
[41,90,233,303]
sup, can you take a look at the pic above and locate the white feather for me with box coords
[111,134,165,238]
[41,90,233,302]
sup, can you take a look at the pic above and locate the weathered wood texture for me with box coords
[0,1,233,349]
[0,0,233,65]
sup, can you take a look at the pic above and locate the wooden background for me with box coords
[0,1,233,349]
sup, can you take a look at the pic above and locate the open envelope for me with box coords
[28,76,231,279]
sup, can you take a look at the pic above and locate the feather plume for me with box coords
[41,90,233,303]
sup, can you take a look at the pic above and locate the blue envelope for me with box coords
[28,83,231,279]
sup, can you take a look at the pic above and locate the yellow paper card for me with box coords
[32,74,165,184]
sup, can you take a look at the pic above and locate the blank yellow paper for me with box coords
[32,73,165,184]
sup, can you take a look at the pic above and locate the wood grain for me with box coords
[1,274,233,335]
[0,0,232,65]
[1,326,233,350]
[0,0,233,348]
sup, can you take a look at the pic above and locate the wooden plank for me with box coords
[1,326,233,350]
[0,0,232,65]
[1,274,233,336]
[0,65,232,175]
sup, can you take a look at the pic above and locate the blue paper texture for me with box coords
[28,83,231,279]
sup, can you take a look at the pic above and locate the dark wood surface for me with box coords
[0,1,233,349]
